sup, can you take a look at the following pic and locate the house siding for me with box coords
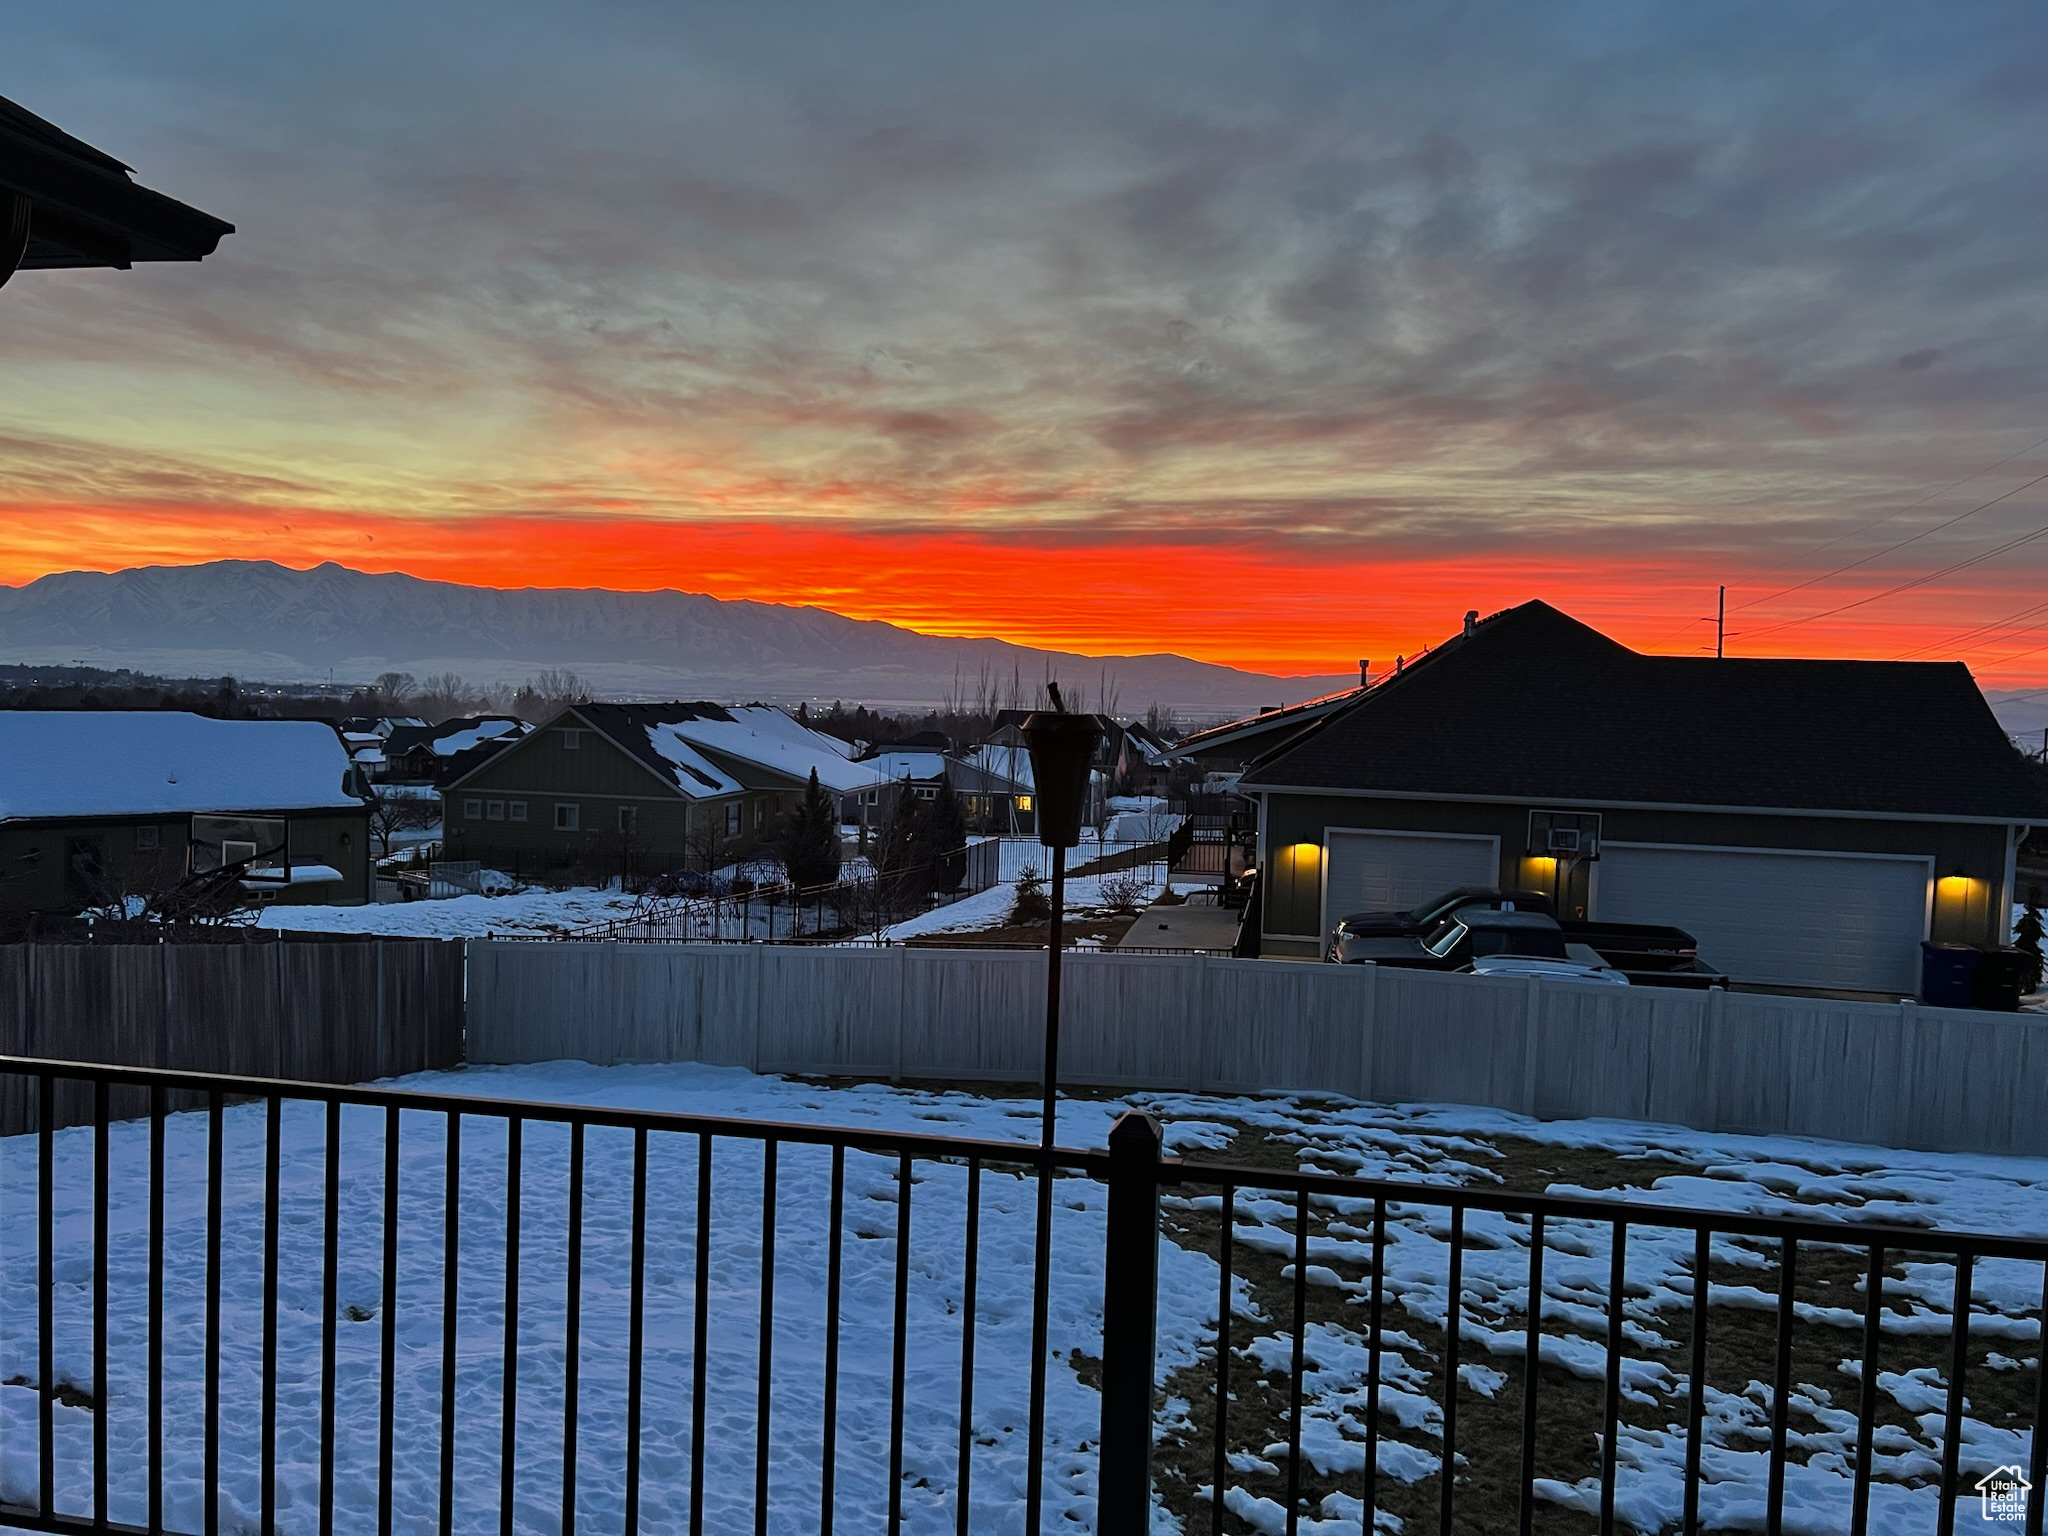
[442,721,791,879]
[0,807,371,919]
[1258,791,2011,956]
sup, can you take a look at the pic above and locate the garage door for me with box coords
[1595,843,1930,992]
[1323,830,1500,934]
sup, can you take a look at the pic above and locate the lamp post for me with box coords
[1018,698,1100,1533]
[1021,704,1102,1148]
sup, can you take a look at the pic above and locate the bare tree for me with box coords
[372,671,417,712]
[412,671,474,723]
[369,789,442,858]
[513,668,592,723]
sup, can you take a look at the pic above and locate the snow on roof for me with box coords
[862,751,949,782]
[642,724,746,796]
[964,743,1034,790]
[668,706,885,794]
[430,718,526,757]
[0,712,364,822]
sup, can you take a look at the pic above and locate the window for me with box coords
[555,803,580,831]
[618,805,638,835]
[135,825,161,852]
[862,790,879,806]
[509,801,528,823]
[725,803,742,837]
[913,786,937,801]
[487,800,505,822]
[464,798,483,818]
[753,800,765,830]
[1016,795,1033,812]
[560,728,583,750]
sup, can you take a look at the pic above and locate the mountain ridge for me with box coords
[0,560,1357,714]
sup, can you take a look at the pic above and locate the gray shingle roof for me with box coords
[1244,601,2048,821]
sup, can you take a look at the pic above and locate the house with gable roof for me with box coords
[1239,601,2048,992]
[442,703,889,882]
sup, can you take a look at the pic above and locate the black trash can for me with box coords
[1971,947,2033,1012]
[1920,942,1979,1008]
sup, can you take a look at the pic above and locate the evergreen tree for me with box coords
[927,779,969,892]
[782,769,842,890]
[876,789,931,912]
[2018,902,2045,992]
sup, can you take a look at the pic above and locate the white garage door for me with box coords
[1323,830,1500,934]
[1595,843,1930,992]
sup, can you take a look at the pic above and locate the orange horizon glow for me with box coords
[7,500,2048,690]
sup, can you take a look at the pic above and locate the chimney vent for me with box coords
[1464,610,1479,637]
[1357,659,1371,687]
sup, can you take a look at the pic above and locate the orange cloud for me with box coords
[4,500,2046,685]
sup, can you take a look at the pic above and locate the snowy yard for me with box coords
[256,886,648,939]
[4,1062,2045,1534]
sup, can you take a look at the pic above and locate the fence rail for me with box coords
[4,1054,2045,1535]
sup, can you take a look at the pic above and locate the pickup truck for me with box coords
[1337,909,1628,986]
[1329,887,1723,986]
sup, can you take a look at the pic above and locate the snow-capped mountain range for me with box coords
[0,561,1356,715]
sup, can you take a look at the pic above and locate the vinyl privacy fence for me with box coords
[467,940,2048,1158]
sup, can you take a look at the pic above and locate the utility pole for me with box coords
[1717,585,1725,659]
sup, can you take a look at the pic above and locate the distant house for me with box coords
[1174,686,1369,783]
[0,711,370,920]
[1240,601,2048,992]
[379,716,530,786]
[442,703,888,882]
[849,749,1035,834]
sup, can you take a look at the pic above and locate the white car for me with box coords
[1470,947,1631,986]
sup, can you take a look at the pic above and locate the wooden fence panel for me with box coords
[0,939,464,1134]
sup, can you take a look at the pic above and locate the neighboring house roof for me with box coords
[429,717,528,756]
[1175,686,1368,762]
[0,711,363,821]
[1244,600,2048,822]
[385,716,528,761]
[0,93,234,280]
[557,703,890,801]
[963,743,1036,790]
[861,751,950,783]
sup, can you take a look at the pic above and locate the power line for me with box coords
[1734,469,2048,644]
[1726,431,2048,617]
[1642,431,2048,654]
[1894,598,2048,661]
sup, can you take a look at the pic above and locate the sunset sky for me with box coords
[6,3,2048,682]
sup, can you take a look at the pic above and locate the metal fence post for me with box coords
[1099,1110,1165,1533]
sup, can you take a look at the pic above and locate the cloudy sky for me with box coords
[5,2,2048,678]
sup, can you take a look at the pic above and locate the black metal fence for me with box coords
[4,1054,2047,1535]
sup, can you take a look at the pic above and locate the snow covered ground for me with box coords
[878,870,1166,941]
[6,1064,2044,1535]
[257,885,646,939]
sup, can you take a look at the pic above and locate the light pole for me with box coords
[1019,697,1100,1532]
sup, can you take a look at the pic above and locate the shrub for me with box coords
[1010,864,1052,925]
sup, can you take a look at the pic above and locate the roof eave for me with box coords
[1236,779,2044,827]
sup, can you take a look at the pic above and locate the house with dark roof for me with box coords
[1174,685,1370,781]
[378,716,530,786]
[441,703,888,882]
[0,712,370,920]
[1240,602,2048,992]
